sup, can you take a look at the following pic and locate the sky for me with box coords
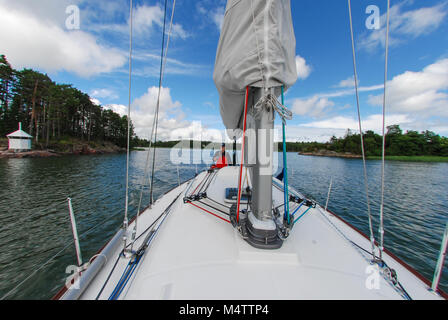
[0,0,447,142]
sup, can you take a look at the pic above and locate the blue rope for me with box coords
[108,257,132,300]
[111,255,142,300]
[108,254,143,300]
[281,86,290,224]
[294,207,312,225]
[291,201,305,216]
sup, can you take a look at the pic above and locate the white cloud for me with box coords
[302,114,413,132]
[195,2,225,32]
[280,113,413,142]
[295,55,312,80]
[132,52,208,77]
[128,86,228,142]
[88,3,189,40]
[104,104,128,117]
[133,4,163,34]
[367,59,448,117]
[0,5,126,77]
[359,1,448,51]
[90,98,101,106]
[131,4,189,39]
[212,7,225,31]
[335,76,355,88]
[91,89,119,100]
[278,125,347,143]
[0,0,82,28]
[291,96,335,118]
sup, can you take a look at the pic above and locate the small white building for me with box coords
[7,123,33,151]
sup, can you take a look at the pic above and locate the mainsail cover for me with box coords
[213,0,297,133]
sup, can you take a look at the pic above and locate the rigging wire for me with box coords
[132,0,176,247]
[236,87,250,223]
[379,0,391,262]
[0,218,116,300]
[0,241,74,300]
[122,0,134,253]
[281,86,290,224]
[149,0,170,205]
[347,0,377,259]
[0,199,67,234]
[108,194,181,300]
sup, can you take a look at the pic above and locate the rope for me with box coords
[316,206,411,300]
[254,92,292,124]
[379,0,391,262]
[236,87,250,223]
[349,240,412,300]
[187,202,230,224]
[291,201,305,217]
[293,207,312,225]
[347,0,376,258]
[190,171,210,196]
[281,86,290,224]
[197,200,230,217]
[95,250,121,300]
[206,196,231,209]
[108,254,142,300]
[108,193,181,300]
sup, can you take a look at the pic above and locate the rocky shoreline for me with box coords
[0,143,126,159]
[299,150,362,159]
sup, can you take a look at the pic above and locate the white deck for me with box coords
[65,166,443,300]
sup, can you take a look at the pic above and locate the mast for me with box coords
[214,0,297,249]
[243,87,282,249]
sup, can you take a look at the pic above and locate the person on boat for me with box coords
[212,143,231,169]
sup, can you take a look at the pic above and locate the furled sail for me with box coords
[213,0,298,134]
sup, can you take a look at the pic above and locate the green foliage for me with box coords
[145,127,448,159]
[289,126,448,157]
[0,54,134,148]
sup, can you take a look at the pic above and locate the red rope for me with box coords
[191,171,209,195]
[187,202,230,224]
[237,87,250,223]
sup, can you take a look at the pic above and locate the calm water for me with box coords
[0,149,447,299]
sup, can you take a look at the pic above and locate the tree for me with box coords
[0,55,15,135]
[0,56,135,149]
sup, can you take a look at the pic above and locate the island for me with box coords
[0,55,141,158]
[291,126,448,162]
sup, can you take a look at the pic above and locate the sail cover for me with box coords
[213,0,297,134]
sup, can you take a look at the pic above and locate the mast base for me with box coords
[230,205,283,250]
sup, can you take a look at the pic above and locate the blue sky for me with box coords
[1,0,447,142]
